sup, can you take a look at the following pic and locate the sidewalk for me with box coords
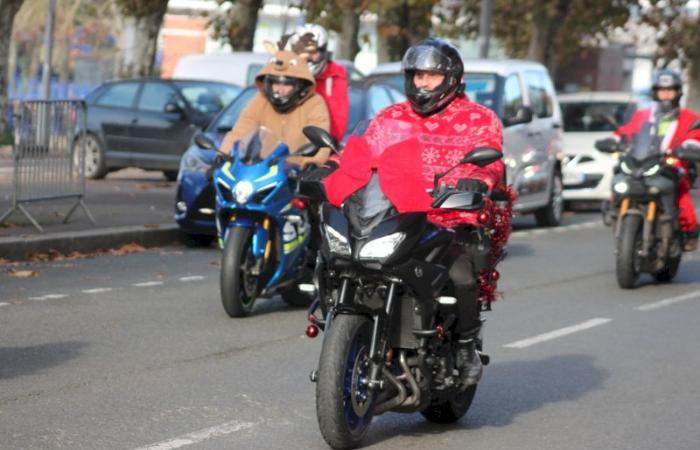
[0,154,183,261]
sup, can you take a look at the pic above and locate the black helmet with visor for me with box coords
[402,38,464,116]
[262,74,312,113]
[651,68,682,114]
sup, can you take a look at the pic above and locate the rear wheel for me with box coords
[281,285,313,307]
[535,172,563,227]
[316,314,374,450]
[421,385,477,424]
[616,214,642,289]
[654,254,681,283]
[163,170,178,181]
[220,227,259,317]
[74,133,107,179]
[183,233,214,248]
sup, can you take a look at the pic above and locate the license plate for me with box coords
[563,172,585,186]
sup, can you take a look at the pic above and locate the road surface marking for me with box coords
[636,290,700,312]
[0,302,9,306]
[132,420,257,450]
[504,317,612,349]
[28,294,68,301]
[133,281,164,287]
[82,288,113,294]
[179,276,205,282]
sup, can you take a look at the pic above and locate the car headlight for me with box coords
[613,181,629,194]
[180,150,210,174]
[324,224,351,256]
[620,161,632,174]
[642,164,660,177]
[359,232,405,260]
[233,180,254,204]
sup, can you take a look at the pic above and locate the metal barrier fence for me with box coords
[0,100,95,232]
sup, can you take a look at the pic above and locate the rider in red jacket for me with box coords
[612,69,700,251]
[324,38,510,388]
[291,24,349,143]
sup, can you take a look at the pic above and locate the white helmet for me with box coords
[290,23,330,77]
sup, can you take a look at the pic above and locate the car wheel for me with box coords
[74,133,107,179]
[535,171,563,227]
[163,170,178,181]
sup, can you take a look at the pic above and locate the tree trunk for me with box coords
[227,0,263,51]
[336,2,361,61]
[377,1,432,63]
[114,1,169,79]
[0,0,24,136]
[687,63,700,112]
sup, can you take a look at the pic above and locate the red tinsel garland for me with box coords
[478,185,515,308]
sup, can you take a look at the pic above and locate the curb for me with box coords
[0,223,184,261]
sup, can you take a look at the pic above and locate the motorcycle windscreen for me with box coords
[628,121,662,162]
[233,126,287,165]
[345,172,395,236]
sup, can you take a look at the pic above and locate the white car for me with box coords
[559,92,644,203]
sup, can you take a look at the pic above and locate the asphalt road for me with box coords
[2,211,700,450]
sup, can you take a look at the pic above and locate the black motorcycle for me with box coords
[300,120,510,449]
[596,121,700,288]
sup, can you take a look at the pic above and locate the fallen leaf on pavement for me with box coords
[10,270,39,278]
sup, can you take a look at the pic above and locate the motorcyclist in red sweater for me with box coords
[324,38,510,387]
[603,69,699,251]
[290,24,349,143]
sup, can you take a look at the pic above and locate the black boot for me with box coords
[455,337,482,388]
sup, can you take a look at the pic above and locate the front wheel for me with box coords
[74,133,107,179]
[316,314,374,449]
[616,214,642,289]
[220,227,259,317]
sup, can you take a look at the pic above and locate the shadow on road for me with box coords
[365,353,607,445]
[0,341,87,380]
[503,242,534,258]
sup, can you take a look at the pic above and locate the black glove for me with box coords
[456,178,489,193]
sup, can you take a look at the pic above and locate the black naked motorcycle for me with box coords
[596,121,700,289]
[300,122,508,449]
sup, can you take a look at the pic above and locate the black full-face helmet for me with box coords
[262,74,312,113]
[652,68,682,114]
[401,38,464,116]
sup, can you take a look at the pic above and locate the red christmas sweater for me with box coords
[324,95,506,227]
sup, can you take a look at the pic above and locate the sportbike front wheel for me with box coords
[220,227,259,317]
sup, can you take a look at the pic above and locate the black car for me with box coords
[174,80,405,244]
[81,79,241,180]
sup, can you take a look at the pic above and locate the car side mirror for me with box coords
[194,133,216,150]
[461,147,502,167]
[504,105,533,127]
[164,102,184,115]
[303,126,338,154]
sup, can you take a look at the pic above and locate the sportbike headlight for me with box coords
[614,181,629,194]
[359,232,406,260]
[620,161,632,175]
[324,224,351,256]
[642,164,660,177]
[233,180,254,204]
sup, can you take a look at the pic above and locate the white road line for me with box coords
[28,294,68,301]
[132,420,257,450]
[133,281,164,287]
[636,290,700,312]
[504,317,612,349]
[82,288,113,294]
[511,221,601,237]
[0,302,9,306]
[179,276,205,282]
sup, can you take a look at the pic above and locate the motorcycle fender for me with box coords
[614,208,643,239]
[226,216,269,259]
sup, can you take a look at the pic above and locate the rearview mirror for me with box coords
[676,141,700,162]
[194,133,216,150]
[461,147,502,167]
[296,143,319,157]
[595,138,619,153]
[303,126,338,153]
[164,102,184,115]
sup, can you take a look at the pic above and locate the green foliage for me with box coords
[114,0,169,17]
[642,0,700,70]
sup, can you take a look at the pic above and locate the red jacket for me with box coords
[615,107,700,154]
[315,61,349,142]
[324,95,505,227]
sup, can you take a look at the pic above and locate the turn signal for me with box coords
[291,198,308,209]
[305,324,319,338]
[491,270,500,281]
[477,211,490,224]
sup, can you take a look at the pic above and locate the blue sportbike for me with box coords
[213,127,320,317]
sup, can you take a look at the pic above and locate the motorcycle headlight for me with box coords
[359,232,405,260]
[620,161,632,175]
[324,224,351,256]
[233,180,254,204]
[642,164,660,177]
[614,181,629,194]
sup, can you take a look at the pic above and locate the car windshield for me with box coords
[207,88,257,133]
[173,81,241,115]
[234,127,284,164]
[561,101,635,132]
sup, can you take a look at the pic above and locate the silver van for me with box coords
[368,59,565,226]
